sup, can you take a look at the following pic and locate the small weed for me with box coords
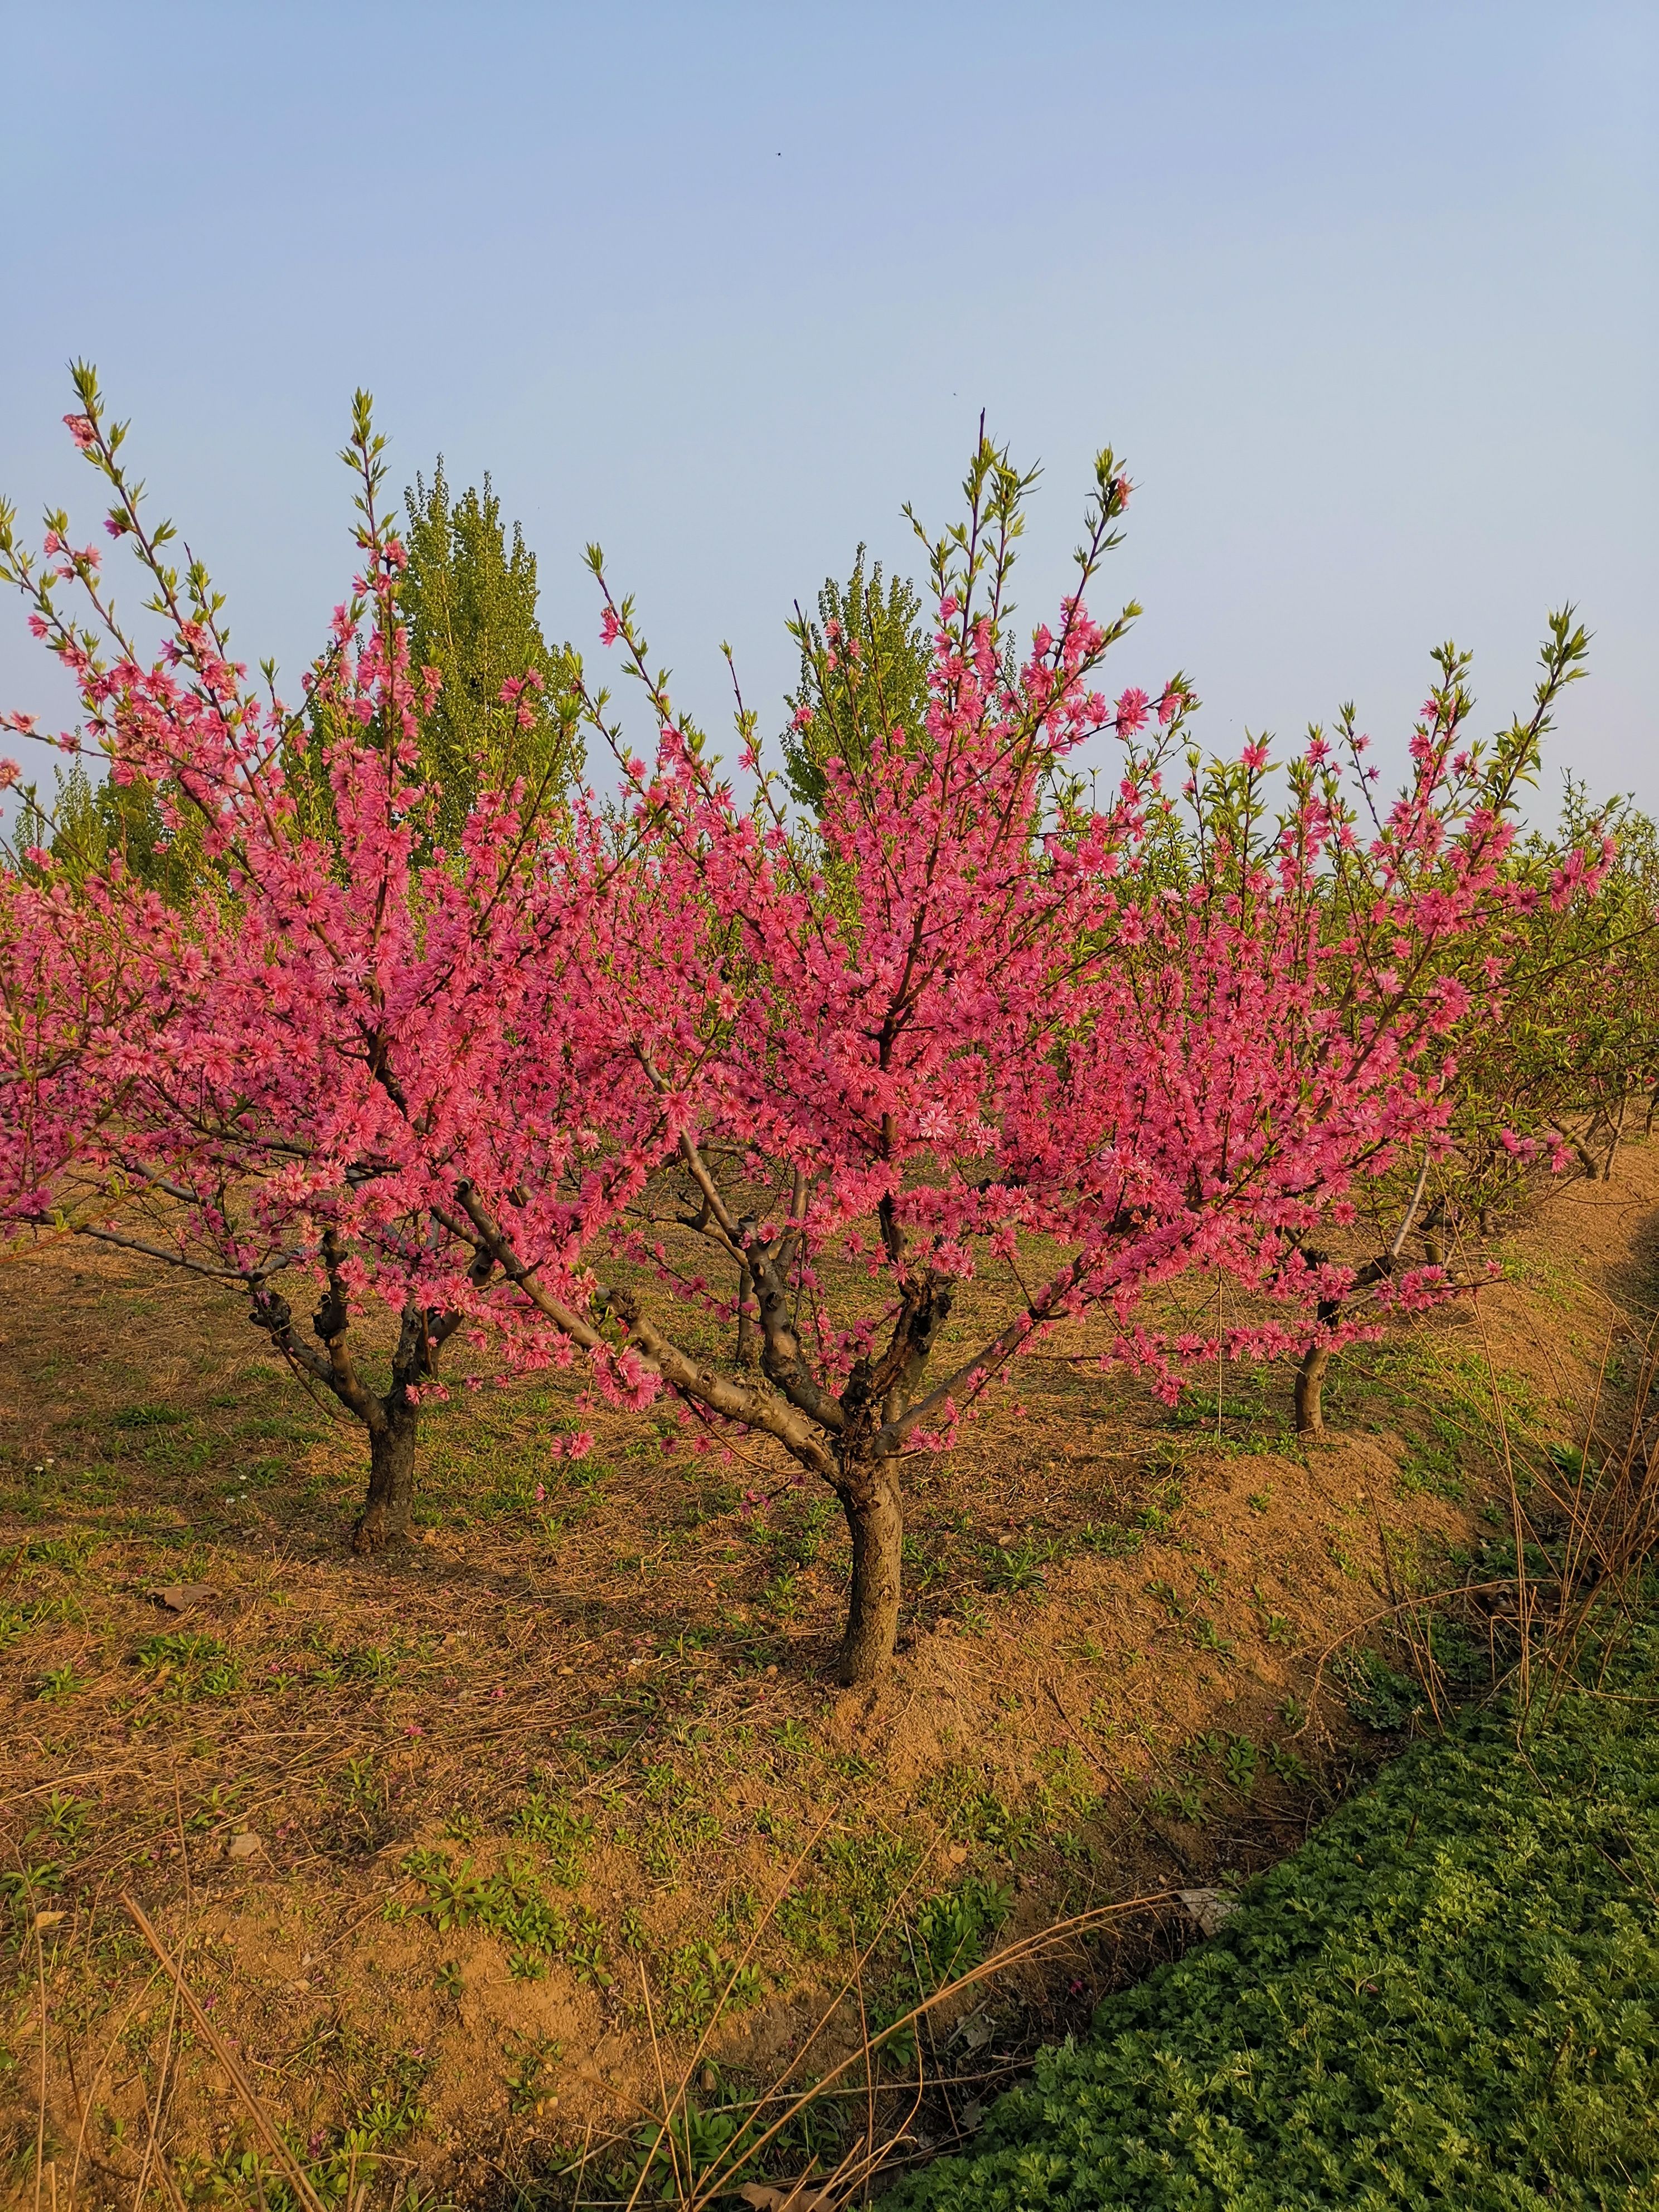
[403,1851,613,1986]
[511,1790,593,1885]
[619,1905,648,1951]
[1074,1520,1144,1560]
[36,1663,88,1701]
[0,1600,47,1651]
[1221,1736,1259,1794]
[934,1772,1044,1859]
[1189,1615,1235,1660]
[910,1874,1010,1992]
[984,1535,1053,1593]
[133,1631,241,1699]
[773,1717,813,1760]
[715,1884,758,1940]
[1,1860,64,1917]
[27,1530,98,1571]
[187,1779,250,1831]
[332,1755,390,1852]
[615,2095,763,2203]
[659,1940,764,2031]
[505,2032,562,2114]
[761,1570,802,1618]
[1398,1452,1467,1503]
[1267,1740,1311,1787]
[25,1793,86,1849]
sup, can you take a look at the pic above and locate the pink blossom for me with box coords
[599,607,622,646]
[1114,687,1149,736]
[62,415,95,450]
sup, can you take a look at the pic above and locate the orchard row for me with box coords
[1,372,1650,1681]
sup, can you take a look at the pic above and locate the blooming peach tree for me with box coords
[0,376,576,1549]
[376,440,1600,1679]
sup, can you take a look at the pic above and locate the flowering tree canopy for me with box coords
[0,373,1605,1679]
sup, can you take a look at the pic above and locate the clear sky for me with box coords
[1,1,1653,812]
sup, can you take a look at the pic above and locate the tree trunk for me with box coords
[1420,1197,1447,1269]
[352,1403,419,1554]
[1294,1342,1331,1437]
[1605,1088,1632,1182]
[836,1458,904,1685]
[735,1262,757,1369]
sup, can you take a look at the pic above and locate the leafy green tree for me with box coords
[22,759,208,906]
[399,462,583,845]
[780,546,932,815]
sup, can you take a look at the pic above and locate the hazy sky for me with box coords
[2,1,1653,811]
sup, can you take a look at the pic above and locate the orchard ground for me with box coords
[3,1149,1656,2205]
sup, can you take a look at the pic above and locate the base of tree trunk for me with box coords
[350,1414,419,1555]
[350,1504,413,1555]
[1294,1343,1330,1437]
[835,1465,904,1685]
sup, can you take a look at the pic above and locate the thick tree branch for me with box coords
[450,1177,838,1476]
[675,1135,844,1432]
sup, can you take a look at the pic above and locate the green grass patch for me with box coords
[885,1622,1659,2211]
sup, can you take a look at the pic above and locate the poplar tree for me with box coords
[400,462,583,844]
[781,546,931,814]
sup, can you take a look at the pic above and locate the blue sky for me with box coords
[1,1,1653,810]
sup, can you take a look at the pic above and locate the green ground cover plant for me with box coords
[885,1619,1659,2211]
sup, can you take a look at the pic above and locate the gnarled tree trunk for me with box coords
[835,1454,904,1685]
[250,1232,463,1560]
[352,1399,420,1554]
